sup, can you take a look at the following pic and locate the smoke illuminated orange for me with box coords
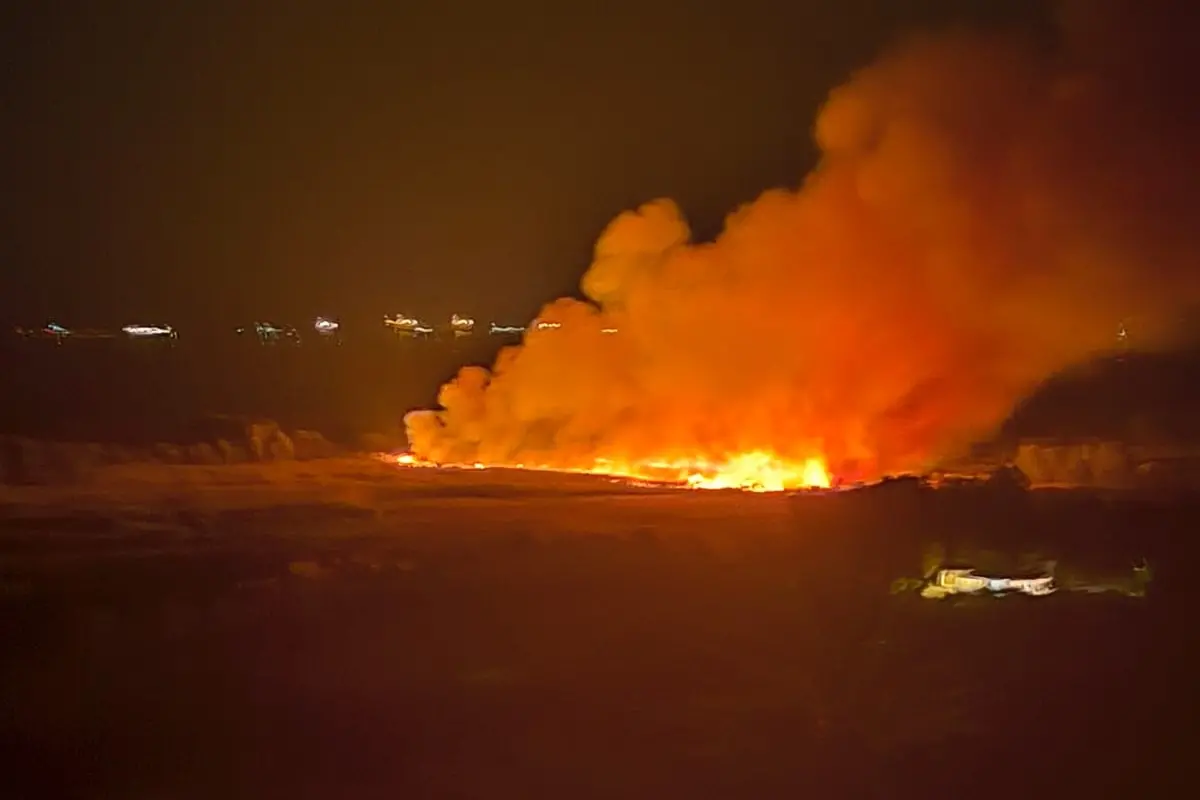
[402,1,1200,485]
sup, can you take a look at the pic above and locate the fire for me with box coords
[401,4,1200,490]
[683,452,831,492]
[382,450,831,492]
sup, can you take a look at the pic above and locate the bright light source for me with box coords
[122,324,175,337]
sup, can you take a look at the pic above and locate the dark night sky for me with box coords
[0,0,1048,331]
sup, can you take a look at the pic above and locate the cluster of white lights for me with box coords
[920,569,1056,600]
[122,324,174,337]
[489,323,526,334]
[384,314,421,329]
[25,315,628,340]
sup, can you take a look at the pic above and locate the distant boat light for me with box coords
[489,323,526,335]
[122,324,175,337]
[384,314,422,330]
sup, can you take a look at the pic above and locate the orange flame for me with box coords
[381,450,831,492]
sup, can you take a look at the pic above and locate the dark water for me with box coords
[5,333,1200,448]
[0,334,514,445]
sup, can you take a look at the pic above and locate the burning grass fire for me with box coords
[384,451,831,492]
[403,0,1200,484]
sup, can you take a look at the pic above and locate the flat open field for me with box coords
[1,460,1195,798]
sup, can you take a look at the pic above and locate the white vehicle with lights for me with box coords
[384,314,433,337]
[919,568,1056,599]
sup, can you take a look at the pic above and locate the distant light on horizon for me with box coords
[384,313,422,330]
[122,323,175,338]
[489,322,526,335]
[250,321,301,343]
[383,313,435,337]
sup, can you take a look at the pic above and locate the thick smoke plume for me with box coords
[407,0,1200,481]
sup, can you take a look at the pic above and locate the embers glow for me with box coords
[381,450,831,492]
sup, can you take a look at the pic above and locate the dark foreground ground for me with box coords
[1,463,1196,799]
